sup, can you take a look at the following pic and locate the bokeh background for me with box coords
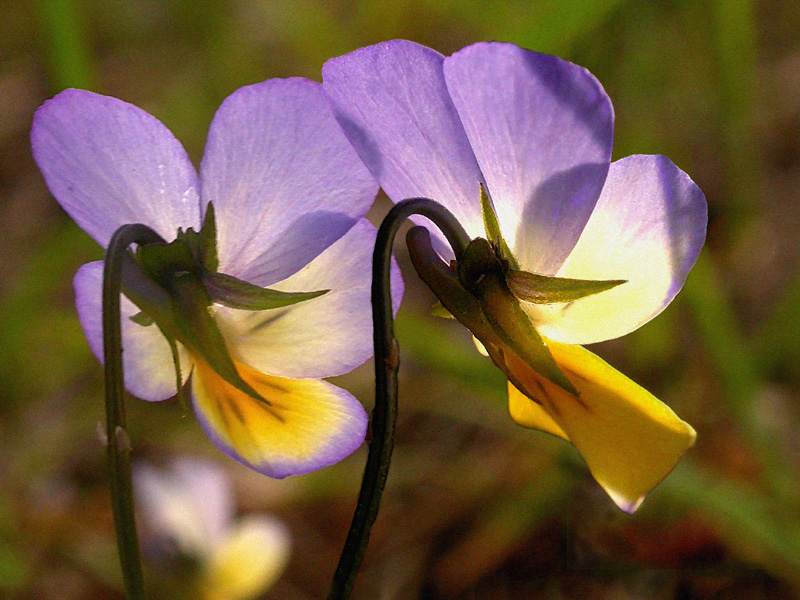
[2,1,800,598]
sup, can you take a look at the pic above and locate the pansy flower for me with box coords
[134,457,291,600]
[323,40,707,512]
[32,80,401,478]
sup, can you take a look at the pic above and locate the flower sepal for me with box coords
[120,248,271,405]
[479,183,517,269]
[118,202,333,405]
[406,227,576,395]
[478,186,626,306]
[202,272,328,311]
[506,270,625,304]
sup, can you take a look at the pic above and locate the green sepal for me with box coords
[166,272,271,405]
[480,184,518,270]
[203,272,328,311]
[165,334,187,410]
[470,255,578,395]
[507,270,626,304]
[119,254,270,406]
[175,202,218,273]
[431,301,455,319]
[199,203,218,273]
[480,277,578,396]
[136,238,199,287]
[457,236,506,292]
[409,231,577,396]
[120,251,181,335]
[129,311,154,326]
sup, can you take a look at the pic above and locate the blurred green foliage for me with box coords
[2,0,800,598]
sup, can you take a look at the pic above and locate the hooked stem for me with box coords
[103,223,166,600]
[327,199,470,600]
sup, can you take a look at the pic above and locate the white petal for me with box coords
[532,155,707,344]
[133,458,233,556]
[216,220,403,379]
[168,457,235,547]
[73,261,191,401]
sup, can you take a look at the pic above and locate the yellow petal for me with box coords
[507,340,695,512]
[191,357,367,479]
[507,392,569,441]
[201,516,291,600]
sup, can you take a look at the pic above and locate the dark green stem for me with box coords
[103,223,166,600]
[327,199,470,600]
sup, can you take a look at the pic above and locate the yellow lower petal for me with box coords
[191,357,367,478]
[507,340,695,512]
[201,516,291,600]
[507,390,569,440]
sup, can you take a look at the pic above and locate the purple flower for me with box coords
[31,80,402,478]
[323,40,707,512]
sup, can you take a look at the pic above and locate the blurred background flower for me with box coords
[2,1,800,599]
[133,457,290,600]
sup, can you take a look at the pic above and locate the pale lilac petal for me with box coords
[323,40,486,240]
[133,458,234,555]
[531,155,707,344]
[74,261,191,401]
[200,78,377,288]
[31,89,201,247]
[444,42,614,274]
[169,458,234,547]
[216,220,403,379]
[134,463,212,556]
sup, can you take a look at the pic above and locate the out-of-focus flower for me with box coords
[134,458,290,600]
[31,81,401,478]
[323,40,707,512]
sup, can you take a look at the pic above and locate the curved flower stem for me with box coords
[327,198,470,600]
[103,223,166,600]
